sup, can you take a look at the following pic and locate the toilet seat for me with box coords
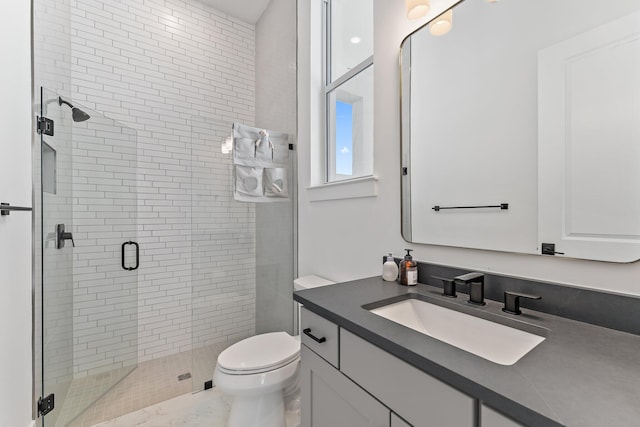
[217,332,300,375]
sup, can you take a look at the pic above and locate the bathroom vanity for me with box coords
[295,277,640,427]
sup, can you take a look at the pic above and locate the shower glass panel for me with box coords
[40,87,139,426]
[189,116,297,392]
[190,117,254,392]
[40,87,74,427]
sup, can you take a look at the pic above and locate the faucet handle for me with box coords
[453,272,486,305]
[453,272,484,284]
[56,224,75,249]
[502,291,541,315]
[432,276,456,298]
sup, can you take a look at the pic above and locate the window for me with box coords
[324,0,373,183]
[335,101,353,175]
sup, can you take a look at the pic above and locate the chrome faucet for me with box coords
[454,272,485,306]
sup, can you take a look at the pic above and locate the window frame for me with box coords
[323,0,374,184]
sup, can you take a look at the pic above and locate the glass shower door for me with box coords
[40,87,139,426]
[40,86,74,427]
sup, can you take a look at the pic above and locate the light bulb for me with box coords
[429,9,453,36]
[406,0,430,20]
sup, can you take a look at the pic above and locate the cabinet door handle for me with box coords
[303,328,326,343]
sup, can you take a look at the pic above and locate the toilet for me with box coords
[213,275,335,427]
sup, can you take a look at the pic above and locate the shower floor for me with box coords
[58,342,229,427]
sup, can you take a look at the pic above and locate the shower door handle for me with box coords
[122,241,139,271]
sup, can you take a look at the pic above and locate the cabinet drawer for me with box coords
[481,404,523,427]
[300,307,339,368]
[392,413,412,427]
[341,329,475,427]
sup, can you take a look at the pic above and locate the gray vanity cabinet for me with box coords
[300,345,390,427]
[481,404,523,427]
[300,308,477,427]
[341,329,475,427]
[391,413,412,427]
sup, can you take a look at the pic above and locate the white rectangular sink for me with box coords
[369,298,545,365]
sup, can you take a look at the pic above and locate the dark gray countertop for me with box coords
[294,276,640,427]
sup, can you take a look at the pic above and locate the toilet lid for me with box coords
[217,332,300,373]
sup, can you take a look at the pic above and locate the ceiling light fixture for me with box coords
[350,36,361,44]
[429,9,453,36]
[406,0,430,20]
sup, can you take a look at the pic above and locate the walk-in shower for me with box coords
[35,98,296,427]
[33,0,296,424]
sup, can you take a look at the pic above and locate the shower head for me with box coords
[72,107,91,123]
[58,97,91,122]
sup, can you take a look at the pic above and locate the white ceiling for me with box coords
[197,0,272,24]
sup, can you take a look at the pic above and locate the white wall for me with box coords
[0,3,34,427]
[297,0,640,297]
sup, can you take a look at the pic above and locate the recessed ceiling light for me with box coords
[350,36,361,44]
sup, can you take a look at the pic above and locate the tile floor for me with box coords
[56,342,229,427]
[91,389,231,427]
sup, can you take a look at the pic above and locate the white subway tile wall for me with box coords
[190,116,256,353]
[70,114,140,381]
[69,0,257,376]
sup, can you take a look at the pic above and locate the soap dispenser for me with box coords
[398,249,418,286]
[382,253,399,281]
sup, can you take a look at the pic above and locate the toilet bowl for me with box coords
[214,275,335,427]
[214,332,301,427]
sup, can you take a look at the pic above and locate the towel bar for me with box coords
[432,203,508,212]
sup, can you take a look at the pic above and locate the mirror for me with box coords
[401,0,640,262]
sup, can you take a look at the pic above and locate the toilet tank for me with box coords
[293,275,335,335]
